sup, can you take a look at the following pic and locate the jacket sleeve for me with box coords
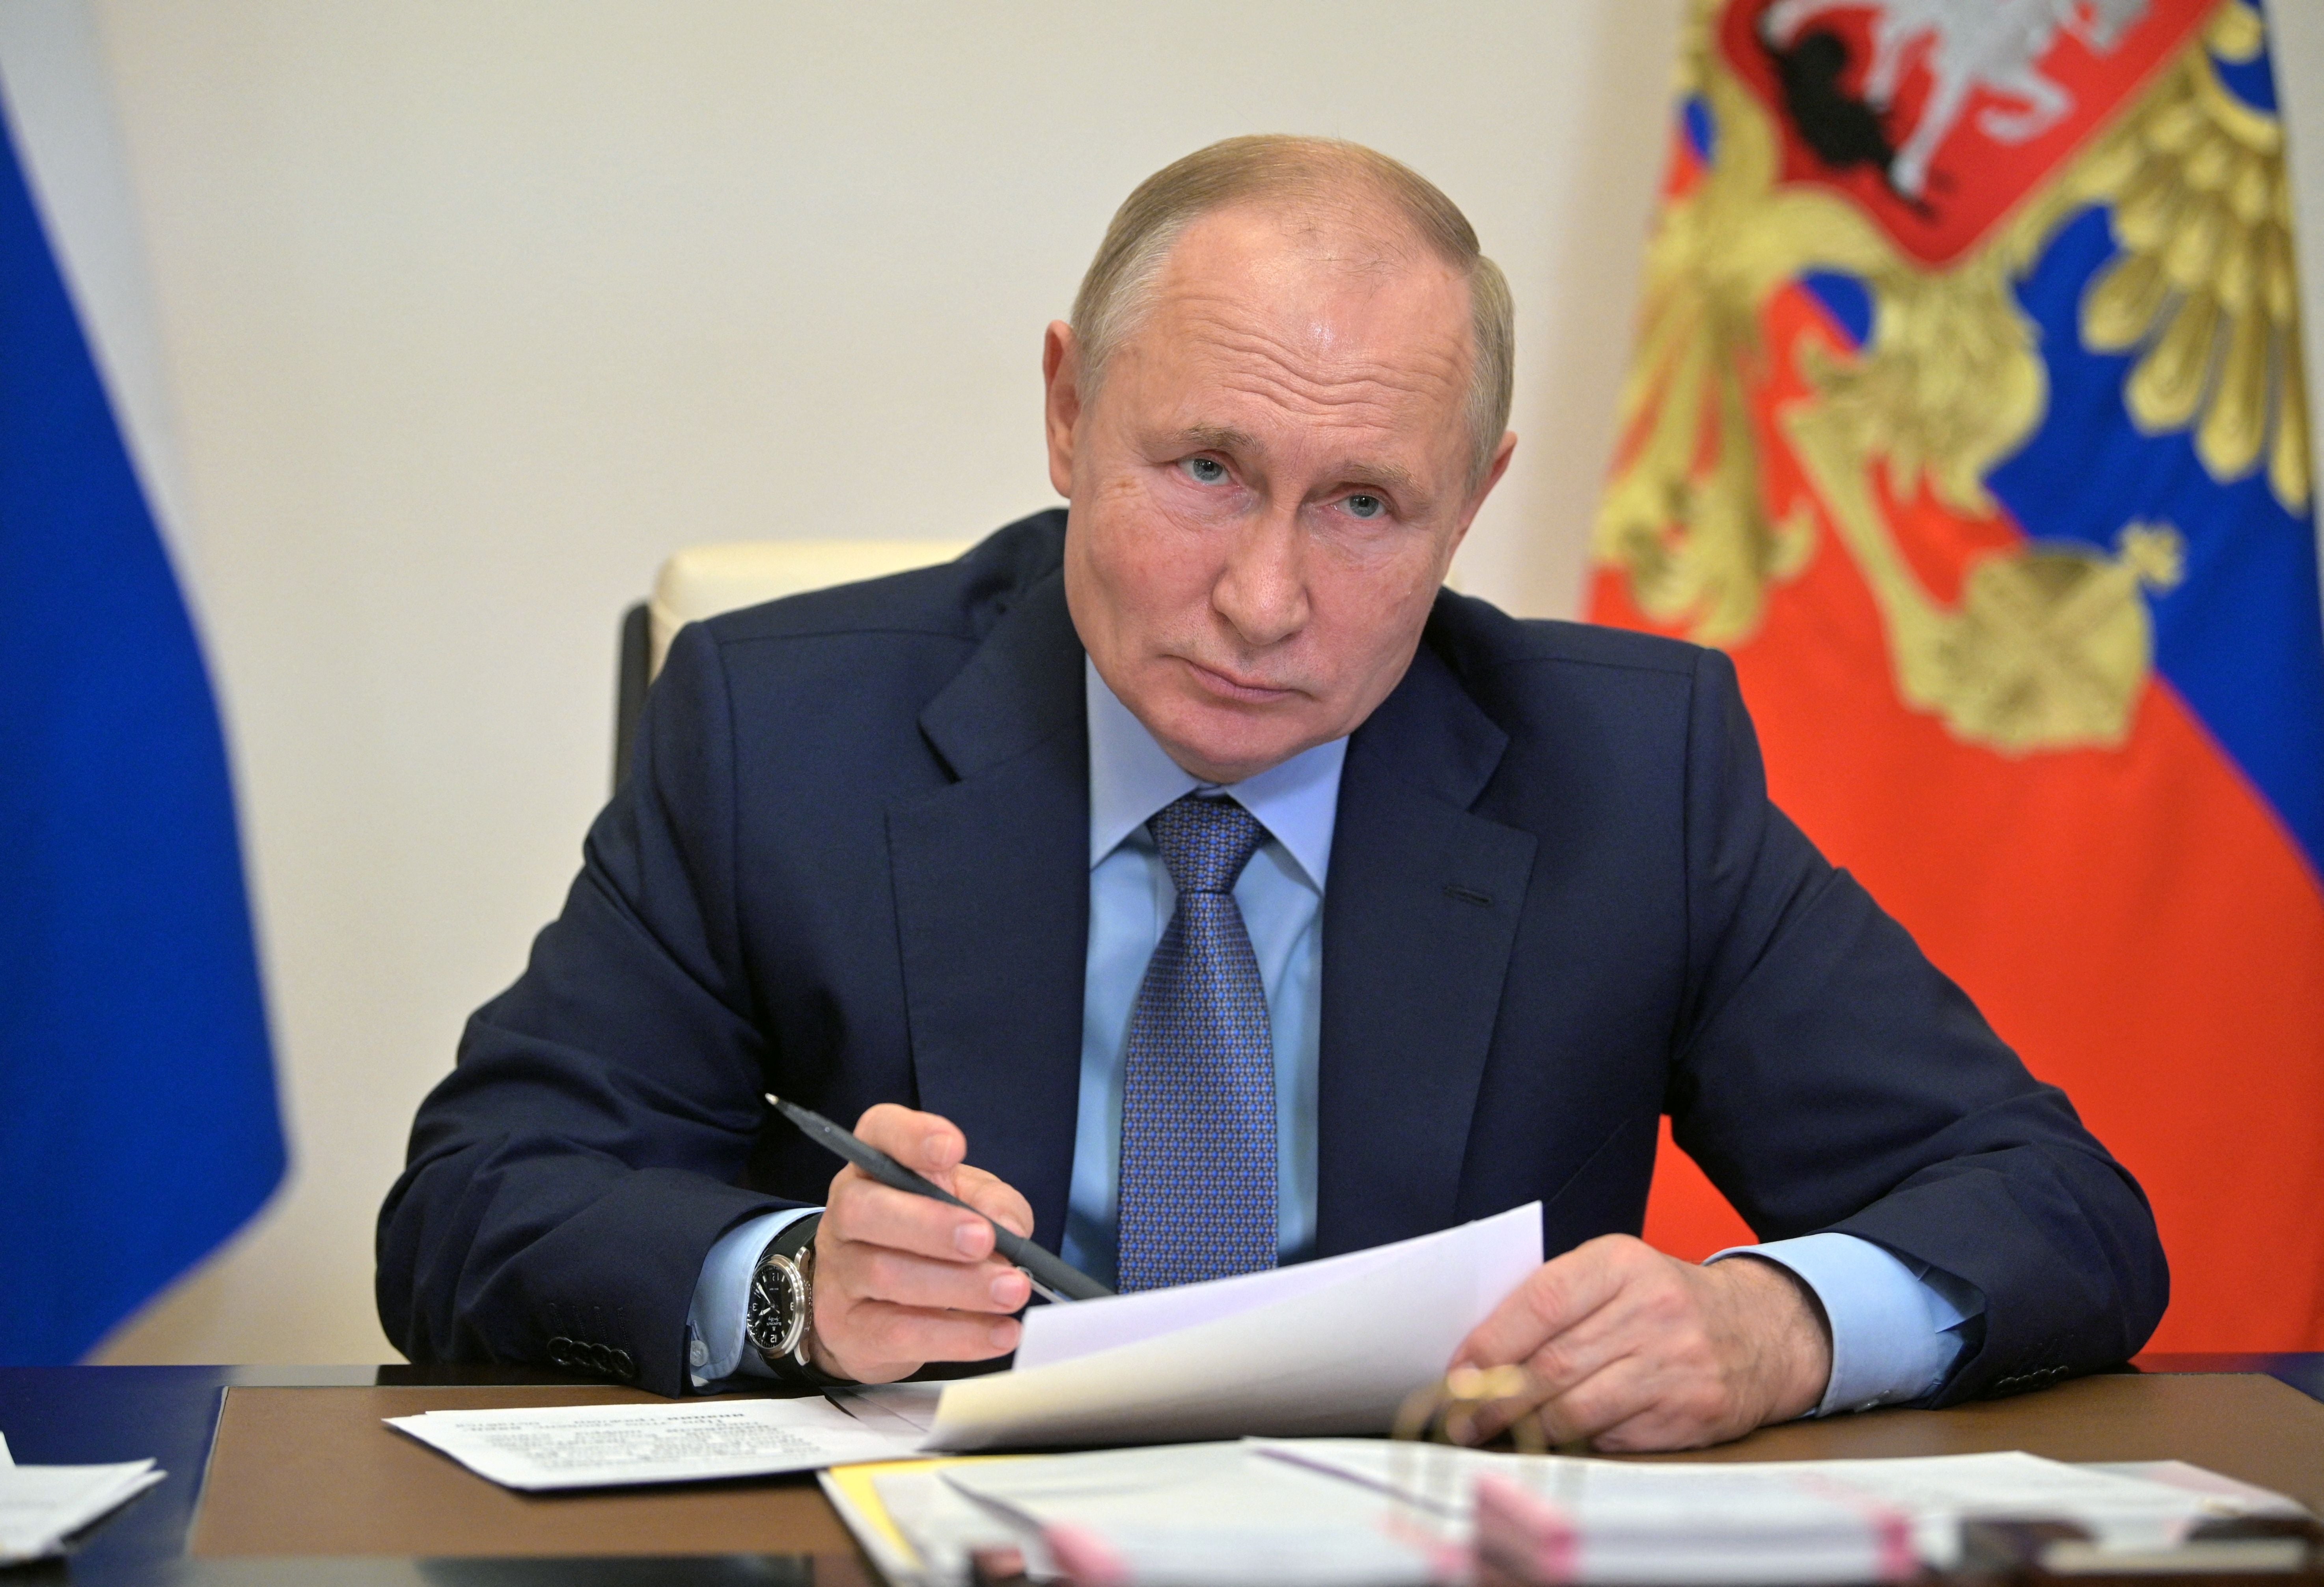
[1666,647,2168,1402]
[375,622,798,1396]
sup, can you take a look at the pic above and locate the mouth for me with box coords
[1177,656,1299,705]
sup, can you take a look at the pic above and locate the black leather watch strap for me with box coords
[766,1210,821,1265]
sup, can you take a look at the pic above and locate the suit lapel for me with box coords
[887,570,1089,1255]
[1315,640,1537,1257]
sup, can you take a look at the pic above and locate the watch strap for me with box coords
[765,1209,821,1266]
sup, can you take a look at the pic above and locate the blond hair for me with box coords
[1070,135,1515,485]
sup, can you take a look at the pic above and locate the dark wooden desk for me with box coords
[2,1361,2320,1585]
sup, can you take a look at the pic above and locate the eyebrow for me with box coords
[1176,423,1263,457]
[1171,425,1421,496]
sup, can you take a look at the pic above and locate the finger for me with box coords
[953,1164,1037,1241]
[1530,1352,1660,1449]
[830,1240,1030,1316]
[818,1300,1021,1382]
[1507,1261,1699,1400]
[1446,1247,1699,1443]
[828,1168,1002,1262]
[1453,1236,1640,1371]
[852,1103,967,1192]
[1563,1356,1742,1453]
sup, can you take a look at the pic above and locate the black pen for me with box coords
[767,1094,1114,1303]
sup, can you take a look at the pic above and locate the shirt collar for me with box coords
[1086,656,1346,890]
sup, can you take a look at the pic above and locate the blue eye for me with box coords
[1345,493,1386,520]
[1182,457,1229,485]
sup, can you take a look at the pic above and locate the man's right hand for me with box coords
[808,1103,1036,1383]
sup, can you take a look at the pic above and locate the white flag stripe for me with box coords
[0,0,199,593]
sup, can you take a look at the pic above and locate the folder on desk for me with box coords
[821,1442,2316,1587]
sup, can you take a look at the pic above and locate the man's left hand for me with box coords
[1449,1234,1833,1451]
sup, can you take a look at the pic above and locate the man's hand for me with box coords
[808,1104,1035,1383]
[1449,1235,1832,1451]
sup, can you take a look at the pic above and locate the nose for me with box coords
[1210,504,1309,649]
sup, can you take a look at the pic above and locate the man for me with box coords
[378,136,2165,1451]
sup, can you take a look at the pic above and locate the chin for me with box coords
[1165,708,1316,784]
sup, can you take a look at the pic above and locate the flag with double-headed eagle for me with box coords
[1593,0,2322,1350]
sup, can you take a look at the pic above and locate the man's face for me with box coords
[1047,205,1515,785]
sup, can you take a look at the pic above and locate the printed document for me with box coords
[385,1398,924,1491]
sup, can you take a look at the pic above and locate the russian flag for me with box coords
[0,11,284,1361]
[1597,0,2324,1349]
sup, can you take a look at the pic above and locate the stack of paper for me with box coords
[821,1442,1449,1587]
[818,1441,2311,1587]
[946,1443,1460,1587]
[1470,1468,1916,1584]
[385,1398,925,1490]
[0,1431,167,1565]
[1275,1441,2312,1573]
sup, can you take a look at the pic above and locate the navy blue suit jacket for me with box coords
[377,510,2166,1398]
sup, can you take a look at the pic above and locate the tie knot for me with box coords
[1148,793,1265,896]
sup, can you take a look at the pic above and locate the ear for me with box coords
[1443,430,1519,564]
[1043,321,1082,501]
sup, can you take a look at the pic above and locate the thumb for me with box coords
[853,1103,966,1191]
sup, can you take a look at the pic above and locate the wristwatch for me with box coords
[744,1214,821,1372]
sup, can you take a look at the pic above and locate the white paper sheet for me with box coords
[832,1383,944,1434]
[927,1203,1542,1450]
[384,1398,925,1491]
[0,1458,165,1564]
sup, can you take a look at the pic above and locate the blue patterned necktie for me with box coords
[1116,792,1278,1291]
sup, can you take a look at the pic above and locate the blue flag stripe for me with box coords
[0,92,284,1361]
[1990,200,2324,881]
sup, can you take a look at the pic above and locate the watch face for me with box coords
[747,1255,806,1359]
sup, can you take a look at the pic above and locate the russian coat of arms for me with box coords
[1597,0,2307,754]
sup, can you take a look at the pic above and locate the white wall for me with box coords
[87,1,1687,1363]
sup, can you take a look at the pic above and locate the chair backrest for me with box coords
[614,538,974,788]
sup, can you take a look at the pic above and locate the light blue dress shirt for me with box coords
[688,660,1982,1409]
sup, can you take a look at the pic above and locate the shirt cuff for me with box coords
[686,1207,819,1389]
[1710,1232,1983,1416]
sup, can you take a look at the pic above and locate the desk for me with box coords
[3,1363,2321,1585]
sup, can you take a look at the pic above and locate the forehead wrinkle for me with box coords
[1170,292,1468,403]
[1177,328,1469,442]
[1203,342,1467,443]
[1209,371,1428,439]
[1172,279,1466,367]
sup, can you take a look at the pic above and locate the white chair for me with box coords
[614,539,973,787]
